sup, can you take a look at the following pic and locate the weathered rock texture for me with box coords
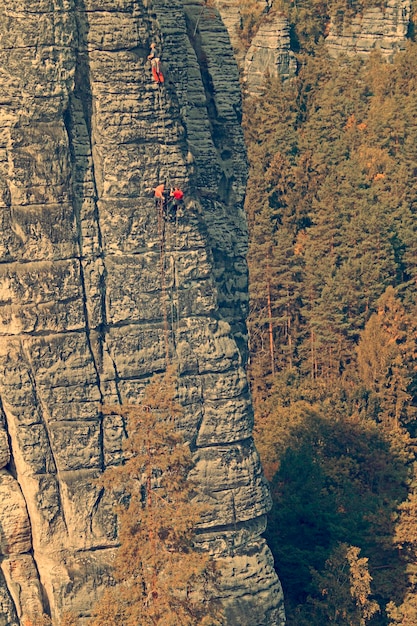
[0,0,284,624]
[214,0,271,65]
[214,1,296,95]
[326,0,411,58]
[243,10,296,97]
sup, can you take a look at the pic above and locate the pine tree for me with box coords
[247,203,281,380]
[90,371,223,626]
[386,466,417,624]
[308,543,379,625]
[356,287,417,428]
[271,225,303,372]
[23,617,52,626]
[59,614,79,626]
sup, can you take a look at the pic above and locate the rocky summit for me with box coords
[0,0,285,624]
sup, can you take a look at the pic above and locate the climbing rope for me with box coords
[193,0,217,37]
[193,4,205,37]
[157,195,171,366]
[152,47,186,369]
[157,84,168,171]
[155,83,172,366]
[143,404,159,601]
[171,209,180,343]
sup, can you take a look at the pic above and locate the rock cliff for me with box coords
[243,10,296,97]
[213,2,296,95]
[0,0,284,624]
[216,0,411,96]
[213,0,271,66]
[325,0,411,59]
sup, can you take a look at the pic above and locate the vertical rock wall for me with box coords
[213,2,296,95]
[0,0,284,624]
[217,0,411,96]
[325,0,411,58]
[213,0,265,65]
[243,10,296,97]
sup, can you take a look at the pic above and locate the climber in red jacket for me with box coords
[171,187,184,202]
[165,187,184,222]
[154,185,184,221]
[148,43,164,83]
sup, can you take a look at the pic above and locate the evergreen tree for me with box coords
[247,203,282,380]
[356,287,417,428]
[23,617,52,626]
[242,12,417,622]
[308,543,379,625]
[90,371,223,626]
[386,464,417,624]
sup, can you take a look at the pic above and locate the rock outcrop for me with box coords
[214,0,271,65]
[213,1,296,96]
[0,0,284,624]
[243,10,296,97]
[325,0,411,59]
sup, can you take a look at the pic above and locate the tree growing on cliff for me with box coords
[24,611,77,625]
[23,616,51,626]
[90,370,223,626]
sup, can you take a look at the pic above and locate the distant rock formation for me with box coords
[216,0,411,94]
[214,0,271,66]
[0,0,284,624]
[213,1,296,95]
[243,10,297,96]
[325,0,411,58]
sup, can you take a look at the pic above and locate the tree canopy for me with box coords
[243,11,417,623]
[90,371,223,626]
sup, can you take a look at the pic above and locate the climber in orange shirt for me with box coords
[154,183,165,200]
[154,183,167,210]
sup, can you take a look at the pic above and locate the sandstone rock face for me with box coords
[243,10,296,97]
[213,2,296,96]
[214,0,271,65]
[326,0,411,59]
[0,0,284,624]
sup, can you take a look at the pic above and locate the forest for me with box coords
[241,0,417,623]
